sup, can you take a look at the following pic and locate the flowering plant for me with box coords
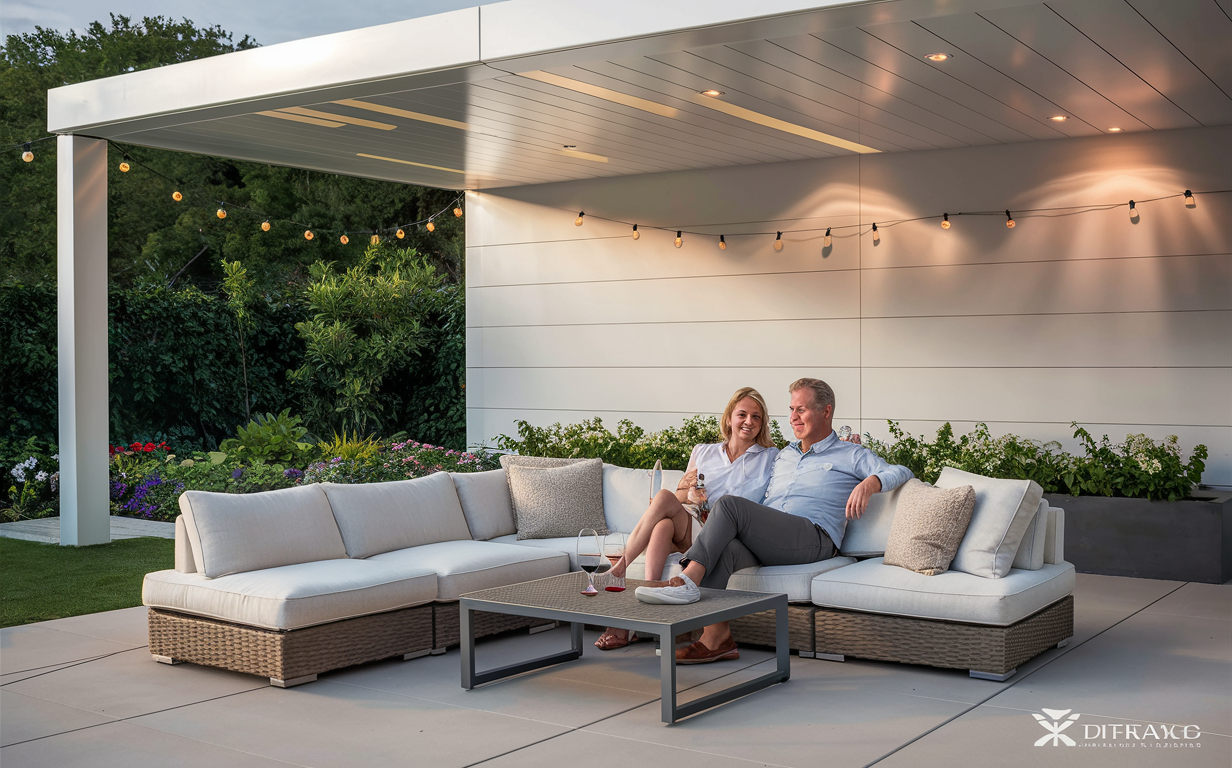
[4,455,58,521]
[301,440,499,484]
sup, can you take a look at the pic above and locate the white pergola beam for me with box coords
[57,135,110,546]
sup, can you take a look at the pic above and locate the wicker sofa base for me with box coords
[432,602,548,649]
[813,595,1073,677]
[148,604,434,684]
[728,605,816,653]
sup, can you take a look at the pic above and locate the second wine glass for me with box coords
[603,533,626,592]
[577,528,603,596]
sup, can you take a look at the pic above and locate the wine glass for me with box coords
[577,528,603,596]
[603,533,626,592]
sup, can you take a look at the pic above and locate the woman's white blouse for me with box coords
[685,443,779,504]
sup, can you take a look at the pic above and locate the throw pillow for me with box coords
[506,459,608,539]
[883,479,976,576]
[937,467,1044,579]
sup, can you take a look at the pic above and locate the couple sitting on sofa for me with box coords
[598,378,913,664]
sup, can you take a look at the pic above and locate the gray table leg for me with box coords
[776,602,791,682]
[461,605,476,689]
[571,621,584,654]
[660,630,677,723]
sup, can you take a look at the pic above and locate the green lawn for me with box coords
[0,536,174,628]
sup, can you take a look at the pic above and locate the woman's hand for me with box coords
[677,468,698,491]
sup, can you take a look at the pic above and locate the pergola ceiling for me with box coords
[49,0,1232,190]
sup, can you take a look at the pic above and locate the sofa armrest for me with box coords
[174,515,197,573]
[1043,507,1065,564]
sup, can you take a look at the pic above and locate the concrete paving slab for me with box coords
[479,727,780,768]
[0,516,174,544]
[0,720,299,768]
[130,679,571,768]
[1139,582,1232,622]
[1,661,81,686]
[0,625,140,676]
[30,607,150,648]
[0,690,116,748]
[3,647,267,719]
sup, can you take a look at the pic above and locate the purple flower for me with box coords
[283,468,303,479]
[232,467,245,480]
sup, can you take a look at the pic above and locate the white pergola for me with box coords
[48,0,1232,543]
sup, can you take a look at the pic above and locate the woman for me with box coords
[595,386,779,650]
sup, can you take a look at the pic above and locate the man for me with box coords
[635,378,914,664]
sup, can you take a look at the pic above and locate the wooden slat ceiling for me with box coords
[111,0,1232,190]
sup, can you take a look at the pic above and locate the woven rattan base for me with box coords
[813,595,1073,676]
[433,603,545,649]
[148,604,434,682]
[729,605,816,652]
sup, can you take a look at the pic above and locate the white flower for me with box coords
[35,471,48,482]
[10,467,26,482]
[51,454,59,461]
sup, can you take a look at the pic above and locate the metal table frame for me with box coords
[459,585,790,723]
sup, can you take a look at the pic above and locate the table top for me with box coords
[460,571,783,628]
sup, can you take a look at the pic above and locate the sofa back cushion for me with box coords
[1011,500,1049,571]
[883,479,976,576]
[451,469,516,540]
[179,484,346,578]
[322,473,472,558]
[507,459,608,539]
[938,468,1043,579]
[840,484,904,556]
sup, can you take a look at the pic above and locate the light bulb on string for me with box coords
[823,228,831,249]
[453,207,463,217]
[216,207,227,220]
[396,228,405,239]
[1128,200,1138,221]
[1005,210,1016,229]
[773,232,783,251]
[674,231,683,248]
[631,224,640,240]
[21,143,33,162]
[370,234,380,245]
[426,219,436,232]
[1184,190,1195,207]
[941,213,951,230]
[119,155,130,173]
[340,234,349,245]
[871,223,880,244]
[575,212,585,227]
[304,230,315,241]
[261,220,271,232]
[719,235,727,250]
[172,191,183,202]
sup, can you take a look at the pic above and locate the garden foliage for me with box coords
[218,410,317,465]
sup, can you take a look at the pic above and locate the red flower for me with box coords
[130,442,142,450]
[143,442,156,452]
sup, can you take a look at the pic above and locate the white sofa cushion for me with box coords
[937,468,1043,579]
[490,534,586,569]
[839,484,904,557]
[728,557,857,602]
[600,464,683,533]
[142,559,437,630]
[1012,500,1049,571]
[366,540,569,600]
[1044,507,1065,564]
[178,485,346,579]
[321,473,472,559]
[452,469,516,540]
[811,557,1075,626]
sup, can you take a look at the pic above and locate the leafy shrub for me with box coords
[315,432,383,462]
[864,421,1206,502]
[493,416,787,471]
[303,440,499,484]
[219,410,317,465]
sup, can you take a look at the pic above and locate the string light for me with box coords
[453,207,463,217]
[1184,190,1195,207]
[718,235,726,250]
[1128,200,1138,221]
[871,222,880,244]
[172,191,183,202]
[774,232,783,251]
[941,213,951,230]
[674,231,683,248]
[21,143,33,162]
[261,220,271,232]
[305,230,314,241]
[426,220,435,232]
[371,234,380,245]
[575,211,585,227]
[340,234,349,244]
[823,228,831,248]
[119,155,131,173]
[1005,210,1016,229]
[216,207,227,220]
[396,228,405,239]
[631,224,640,240]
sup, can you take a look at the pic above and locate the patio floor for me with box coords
[1,571,1228,767]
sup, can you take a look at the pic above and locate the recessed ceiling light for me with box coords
[1108,127,1122,132]
[924,53,950,62]
[700,89,724,97]
[1049,115,1068,122]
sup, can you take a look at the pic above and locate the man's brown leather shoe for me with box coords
[675,637,739,664]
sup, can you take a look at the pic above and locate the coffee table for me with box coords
[458,571,790,723]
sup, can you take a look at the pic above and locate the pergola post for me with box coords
[57,135,110,546]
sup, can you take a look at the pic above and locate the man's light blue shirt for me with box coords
[760,431,913,548]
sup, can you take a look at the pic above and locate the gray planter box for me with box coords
[1043,491,1231,584]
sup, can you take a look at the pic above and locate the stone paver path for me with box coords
[0,516,174,544]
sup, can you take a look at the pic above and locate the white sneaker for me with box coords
[635,573,700,605]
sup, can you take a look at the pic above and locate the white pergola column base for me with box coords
[57,135,110,546]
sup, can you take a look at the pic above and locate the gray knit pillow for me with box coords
[505,458,608,540]
[883,479,976,576]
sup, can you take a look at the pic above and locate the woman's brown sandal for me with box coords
[594,629,638,650]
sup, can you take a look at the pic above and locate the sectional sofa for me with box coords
[143,463,1073,686]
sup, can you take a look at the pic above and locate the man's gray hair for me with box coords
[788,378,835,412]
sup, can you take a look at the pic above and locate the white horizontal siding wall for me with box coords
[466,126,1232,486]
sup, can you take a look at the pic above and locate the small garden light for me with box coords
[718,235,726,250]
[774,232,783,251]
[941,213,950,229]
[631,224,639,240]
[172,190,183,201]
[396,228,405,239]
[823,227,831,248]
[1005,210,1016,229]
[674,231,683,248]
[21,143,33,162]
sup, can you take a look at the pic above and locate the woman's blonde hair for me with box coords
[720,387,774,448]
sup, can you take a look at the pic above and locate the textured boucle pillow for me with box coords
[505,459,608,539]
[883,479,976,576]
